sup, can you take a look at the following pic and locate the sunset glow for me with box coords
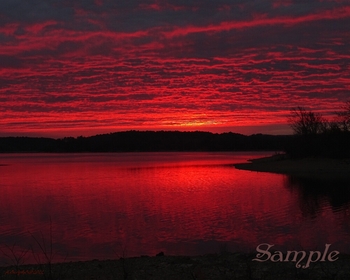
[1,0,349,137]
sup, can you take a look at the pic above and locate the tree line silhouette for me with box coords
[286,101,350,158]
[0,131,292,153]
[1,101,348,156]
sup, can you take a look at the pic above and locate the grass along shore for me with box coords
[234,154,350,180]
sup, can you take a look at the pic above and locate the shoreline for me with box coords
[1,252,350,279]
[234,154,350,180]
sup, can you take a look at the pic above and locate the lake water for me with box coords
[0,152,349,264]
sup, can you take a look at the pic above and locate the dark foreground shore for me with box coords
[234,154,350,180]
[1,252,350,280]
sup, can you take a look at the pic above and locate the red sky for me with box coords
[0,0,350,138]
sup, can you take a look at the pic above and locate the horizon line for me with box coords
[0,129,293,140]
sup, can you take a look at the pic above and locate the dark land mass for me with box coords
[0,131,292,153]
[234,154,350,180]
[1,252,350,280]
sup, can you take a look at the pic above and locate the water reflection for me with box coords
[283,176,350,253]
[1,152,350,265]
[285,176,350,214]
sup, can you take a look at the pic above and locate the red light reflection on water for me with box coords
[0,153,349,264]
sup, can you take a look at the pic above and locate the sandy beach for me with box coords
[234,154,350,180]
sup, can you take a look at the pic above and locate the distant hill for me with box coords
[0,131,292,153]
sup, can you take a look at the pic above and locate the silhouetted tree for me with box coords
[285,105,350,158]
[335,101,350,131]
[288,107,326,136]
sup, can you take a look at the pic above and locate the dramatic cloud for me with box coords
[0,0,349,137]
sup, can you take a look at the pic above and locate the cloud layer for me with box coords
[1,0,349,136]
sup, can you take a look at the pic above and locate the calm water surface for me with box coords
[0,152,349,264]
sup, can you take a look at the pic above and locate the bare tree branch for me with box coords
[288,107,326,136]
